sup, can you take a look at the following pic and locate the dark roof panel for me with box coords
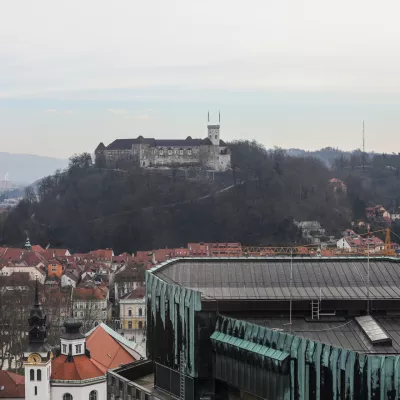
[152,258,400,300]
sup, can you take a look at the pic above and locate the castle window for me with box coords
[179,149,184,155]
[37,370,41,381]
[30,369,35,381]
[63,394,73,400]
[168,149,172,155]
[159,149,164,156]
[128,309,132,316]
[188,149,192,155]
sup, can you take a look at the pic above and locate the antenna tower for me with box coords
[362,121,365,171]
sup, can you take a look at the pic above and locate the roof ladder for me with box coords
[180,350,185,400]
[311,300,320,320]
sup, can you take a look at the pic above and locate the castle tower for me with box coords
[23,280,52,400]
[207,111,220,146]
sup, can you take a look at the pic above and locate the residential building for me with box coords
[114,266,145,302]
[46,259,64,278]
[337,231,384,253]
[0,265,45,283]
[119,287,146,340]
[61,272,79,288]
[72,286,111,330]
[108,257,400,400]
[328,177,347,193]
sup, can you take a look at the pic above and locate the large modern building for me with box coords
[108,257,400,400]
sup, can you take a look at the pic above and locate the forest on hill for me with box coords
[0,141,352,254]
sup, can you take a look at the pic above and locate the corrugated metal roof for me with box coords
[153,258,400,300]
[240,316,400,354]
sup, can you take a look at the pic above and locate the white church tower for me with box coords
[207,111,221,146]
[23,281,52,400]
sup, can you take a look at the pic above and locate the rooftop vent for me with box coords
[355,316,392,346]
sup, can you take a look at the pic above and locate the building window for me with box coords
[76,344,82,354]
[188,149,192,155]
[37,370,41,381]
[135,389,141,400]
[89,391,98,400]
[138,308,143,316]
[215,135,218,139]
[159,149,163,156]
[139,321,143,329]
[179,149,183,155]
[35,386,37,396]
[63,394,73,400]
[128,309,132,317]
[30,369,34,381]
[128,321,132,329]
[168,149,172,155]
[69,344,72,354]
[119,381,124,391]
[62,344,67,353]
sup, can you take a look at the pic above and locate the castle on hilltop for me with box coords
[95,116,231,172]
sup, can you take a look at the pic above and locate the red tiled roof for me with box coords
[31,245,45,252]
[86,325,136,370]
[47,249,70,257]
[121,286,146,300]
[73,286,108,300]
[0,248,24,262]
[0,370,25,398]
[20,251,47,266]
[88,249,114,261]
[51,354,105,380]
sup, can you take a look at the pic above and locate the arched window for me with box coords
[139,321,143,329]
[37,369,41,381]
[138,308,143,316]
[63,393,73,400]
[128,309,132,317]
[89,390,97,400]
[30,369,35,381]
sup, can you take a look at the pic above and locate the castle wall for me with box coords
[142,145,203,168]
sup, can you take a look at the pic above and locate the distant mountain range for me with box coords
[0,152,68,185]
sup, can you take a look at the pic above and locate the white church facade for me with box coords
[23,282,144,400]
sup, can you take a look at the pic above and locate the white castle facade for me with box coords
[95,122,231,172]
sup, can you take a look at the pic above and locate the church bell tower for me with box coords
[23,280,52,400]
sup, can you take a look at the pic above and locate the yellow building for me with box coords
[119,286,146,330]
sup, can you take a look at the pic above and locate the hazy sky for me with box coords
[2,0,400,158]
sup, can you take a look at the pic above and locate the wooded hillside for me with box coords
[0,141,351,253]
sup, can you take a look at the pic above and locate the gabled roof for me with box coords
[0,248,24,262]
[86,323,145,360]
[0,370,25,398]
[120,286,146,300]
[73,286,108,300]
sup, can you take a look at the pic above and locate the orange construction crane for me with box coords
[383,227,396,256]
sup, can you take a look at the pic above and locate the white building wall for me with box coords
[51,380,105,400]
[25,361,51,400]
[336,238,351,249]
